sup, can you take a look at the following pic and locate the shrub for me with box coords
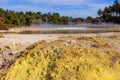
[0,23,9,30]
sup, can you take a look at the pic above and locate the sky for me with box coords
[0,0,116,18]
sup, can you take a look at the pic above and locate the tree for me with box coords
[86,16,94,23]
[114,0,119,5]
[0,8,87,27]
[98,9,103,17]
[0,9,8,30]
[113,0,119,16]
[97,0,120,23]
[52,13,60,24]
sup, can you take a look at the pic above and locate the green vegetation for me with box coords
[0,23,8,30]
[0,9,42,27]
[0,11,8,30]
[0,8,85,28]
[98,0,120,23]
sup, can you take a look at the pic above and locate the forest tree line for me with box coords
[98,0,120,23]
[0,8,85,29]
[0,0,120,30]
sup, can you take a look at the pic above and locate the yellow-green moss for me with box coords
[77,37,113,48]
[0,40,119,80]
[0,43,21,53]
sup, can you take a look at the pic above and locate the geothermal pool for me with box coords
[1,25,120,34]
[19,26,120,34]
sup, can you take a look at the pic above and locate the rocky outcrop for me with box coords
[0,45,27,69]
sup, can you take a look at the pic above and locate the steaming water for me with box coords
[20,23,120,34]
[32,23,90,28]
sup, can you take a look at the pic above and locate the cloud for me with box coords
[26,0,87,5]
[25,0,112,6]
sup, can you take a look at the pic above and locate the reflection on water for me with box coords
[21,24,120,34]
[19,29,119,34]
